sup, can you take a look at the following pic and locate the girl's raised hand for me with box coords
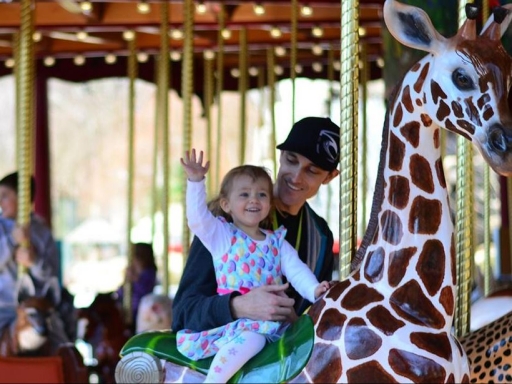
[180,148,210,182]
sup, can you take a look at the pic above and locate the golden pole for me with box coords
[215,5,225,191]
[239,27,248,165]
[123,33,138,323]
[267,47,277,180]
[290,0,298,124]
[454,0,473,338]
[204,53,214,197]
[360,42,368,239]
[17,0,35,274]
[339,0,359,279]
[181,0,194,261]
[151,54,160,245]
[160,1,170,295]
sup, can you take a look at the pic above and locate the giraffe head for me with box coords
[384,0,512,176]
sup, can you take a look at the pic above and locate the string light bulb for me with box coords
[312,62,322,72]
[137,0,150,14]
[333,61,340,71]
[170,51,182,61]
[43,56,55,67]
[312,26,323,38]
[123,30,135,41]
[274,46,286,57]
[74,55,86,66]
[32,31,42,42]
[170,29,184,40]
[300,4,313,17]
[376,57,385,68]
[295,64,303,74]
[105,53,117,64]
[221,28,231,40]
[76,30,88,41]
[274,65,283,75]
[203,50,215,60]
[137,52,149,63]
[196,1,207,14]
[230,68,240,78]
[270,26,282,38]
[253,3,265,15]
[5,58,14,68]
[311,44,323,56]
[80,1,92,13]
[248,67,259,77]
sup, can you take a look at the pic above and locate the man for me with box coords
[172,116,340,331]
[0,172,68,344]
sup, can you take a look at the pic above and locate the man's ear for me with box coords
[219,198,230,213]
[322,169,339,185]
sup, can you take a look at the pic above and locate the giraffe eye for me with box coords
[452,68,474,90]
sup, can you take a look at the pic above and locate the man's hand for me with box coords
[230,283,296,322]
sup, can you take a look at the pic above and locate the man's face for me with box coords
[275,151,338,212]
[0,185,18,219]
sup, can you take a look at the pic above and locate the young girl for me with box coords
[177,149,329,383]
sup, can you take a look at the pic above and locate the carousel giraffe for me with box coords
[115,1,512,382]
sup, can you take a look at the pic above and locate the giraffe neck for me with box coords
[363,57,456,331]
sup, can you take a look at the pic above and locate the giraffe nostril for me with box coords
[488,127,509,153]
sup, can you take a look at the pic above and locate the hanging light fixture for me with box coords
[137,0,151,14]
[300,4,313,17]
[253,3,265,15]
[43,56,55,67]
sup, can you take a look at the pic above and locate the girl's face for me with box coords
[221,175,272,234]
[0,186,18,219]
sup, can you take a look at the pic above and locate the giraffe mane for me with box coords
[351,82,401,272]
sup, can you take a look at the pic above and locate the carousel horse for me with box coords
[77,291,132,383]
[115,1,512,382]
[0,274,69,357]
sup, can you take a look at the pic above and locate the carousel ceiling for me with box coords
[0,0,385,90]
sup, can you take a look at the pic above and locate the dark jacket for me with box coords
[172,202,334,331]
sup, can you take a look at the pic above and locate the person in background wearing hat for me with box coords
[172,116,340,332]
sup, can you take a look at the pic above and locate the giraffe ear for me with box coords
[383,0,446,54]
[480,5,512,38]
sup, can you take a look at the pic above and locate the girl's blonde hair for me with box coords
[208,165,274,228]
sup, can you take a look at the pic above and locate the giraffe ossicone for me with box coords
[116,0,512,382]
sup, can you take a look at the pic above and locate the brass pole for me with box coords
[454,0,473,338]
[267,47,277,180]
[204,53,214,197]
[160,2,170,295]
[151,54,160,244]
[17,0,35,275]
[239,27,248,164]
[290,0,298,123]
[215,5,225,191]
[181,0,194,261]
[326,46,335,225]
[360,42,368,239]
[123,33,138,323]
[339,0,359,279]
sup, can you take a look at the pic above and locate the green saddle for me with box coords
[120,314,315,383]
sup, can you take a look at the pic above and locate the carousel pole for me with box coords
[339,0,359,279]
[482,0,492,297]
[239,27,248,165]
[160,1,170,294]
[151,54,160,244]
[181,0,194,261]
[123,32,138,323]
[267,47,277,179]
[204,51,215,197]
[214,4,225,191]
[454,0,473,338]
[290,0,298,123]
[359,41,369,239]
[17,0,35,272]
